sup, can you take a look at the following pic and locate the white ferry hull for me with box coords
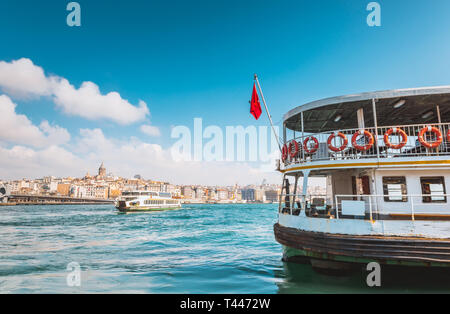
[117,205,181,212]
[116,201,181,212]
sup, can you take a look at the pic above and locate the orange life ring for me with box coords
[418,126,443,149]
[352,130,374,151]
[327,132,348,152]
[384,127,408,150]
[288,141,299,159]
[303,137,319,154]
[281,144,288,161]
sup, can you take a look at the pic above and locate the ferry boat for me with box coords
[115,191,181,212]
[274,86,450,271]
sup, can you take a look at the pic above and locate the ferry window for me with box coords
[383,177,408,202]
[421,177,447,203]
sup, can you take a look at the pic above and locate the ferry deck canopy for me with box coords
[284,86,450,133]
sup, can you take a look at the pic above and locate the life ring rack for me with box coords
[303,137,319,154]
[281,144,288,162]
[418,126,443,149]
[384,127,408,150]
[327,132,348,152]
[352,130,374,152]
[288,140,300,159]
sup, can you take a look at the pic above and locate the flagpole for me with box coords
[254,74,282,152]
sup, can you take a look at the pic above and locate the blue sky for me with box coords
[1,0,450,184]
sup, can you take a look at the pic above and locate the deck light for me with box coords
[334,115,342,122]
[421,111,434,119]
[393,100,406,109]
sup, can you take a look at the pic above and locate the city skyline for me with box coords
[1,161,329,204]
[2,1,450,185]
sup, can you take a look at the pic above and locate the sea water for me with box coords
[0,204,449,293]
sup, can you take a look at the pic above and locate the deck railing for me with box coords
[278,194,327,215]
[335,194,450,221]
[283,122,450,165]
[278,193,450,221]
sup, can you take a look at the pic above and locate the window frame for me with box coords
[382,176,408,203]
[420,176,447,203]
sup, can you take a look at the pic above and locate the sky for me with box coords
[1,0,450,185]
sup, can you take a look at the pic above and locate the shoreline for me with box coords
[0,201,277,206]
[0,202,114,206]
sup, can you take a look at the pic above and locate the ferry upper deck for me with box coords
[277,86,450,232]
[280,86,450,173]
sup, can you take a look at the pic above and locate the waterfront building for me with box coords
[265,190,278,202]
[57,183,71,196]
[181,186,195,199]
[167,184,181,197]
[194,187,205,200]
[241,189,255,202]
[217,189,228,201]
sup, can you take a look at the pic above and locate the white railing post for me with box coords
[411,196,415,221]
[372,99,381,162]
[335,195,339,219]
[301,111,305,162]
[369,195,373,221]
[290,194,293,216]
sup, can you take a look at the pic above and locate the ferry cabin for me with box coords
[275,86,450,268]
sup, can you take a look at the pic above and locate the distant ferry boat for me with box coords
[115,191,181,212]
[275,86,450,271]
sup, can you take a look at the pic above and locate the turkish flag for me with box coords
[250,83,262,120]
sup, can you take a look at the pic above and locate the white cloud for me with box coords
[70,128,279,185]
[0,95,70,147]
[39,121,71,146]
[0,58,52,98]
[0,126,280,184]
[140,124,161,137]
[0,145,86,180]
[0,58,149,125]
[52,79,149,125]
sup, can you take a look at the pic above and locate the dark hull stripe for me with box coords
[274,223,450,264]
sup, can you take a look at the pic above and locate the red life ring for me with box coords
[384,127,408,150]
[418,126,443,149]
[303,137,319,154]
[447,130,450,142]
[327,132,348,152]
[281,144,288,161]
[288,141,299,159]
[352,130,374,151]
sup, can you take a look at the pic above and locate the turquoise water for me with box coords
[0,204,449,293]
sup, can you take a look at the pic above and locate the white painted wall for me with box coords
[279,214,450,239]
[374,169,450,214]
[331,171,354,197]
